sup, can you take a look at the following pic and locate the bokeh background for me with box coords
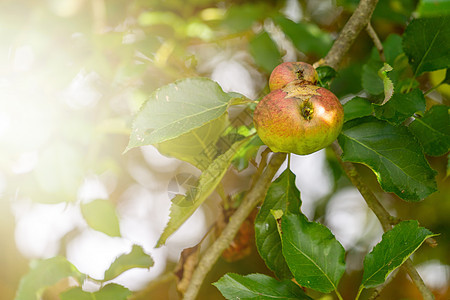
[0,0,449,299]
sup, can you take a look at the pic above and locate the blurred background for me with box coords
[0,0,449,299]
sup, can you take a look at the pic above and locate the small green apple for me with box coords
[253,80,344,155]
[269,62,318,91]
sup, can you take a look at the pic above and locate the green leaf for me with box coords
[338,117,437,201]
[232,134,264,171]
[343,97,374,122]
[60,284,131,300]
[250,31,282,73]
[362,60,385,96]
[372,0,416,24]
[330,63,363,97]
[254,169,301,280]
[360,220,437,289]
[362,35,406,97]
[403,16,450,76]
[378,63,394,104]
[34,142,84,203]
[156,113,228,170]
[222,3,269,32]
[447,153,450,177]
[60,288,92,300]
[274,16,332,57]
[103,245,154,281]
[15,257,85,300]
[383,34,404,65]
[444,68,450,84]
[416,0,450,17]
[374,89,426,125]
[409,105,450,156]
[156,137,250,247]
[316,66,337,88]
[213,273,312,300]
[81,199,121,237]
[127,78,232,150]
[228,92,255,106]
[281,214,346,294]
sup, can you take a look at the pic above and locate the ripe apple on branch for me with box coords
[253,62,344,155]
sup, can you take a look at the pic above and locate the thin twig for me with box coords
[324,0,380,69]
[366,22,386,62]
[367,268,399,300]
[331,142,392,232]
[403,259,434,300]
[183,153,287,300]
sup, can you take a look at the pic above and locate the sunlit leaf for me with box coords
[127,78,232,151]
[274,16,332,57]
[104,245,154,281]
[34,142,84,203]
[60,284,131,300]
[362,35,405,97]
[378,63,394,104]
[360,221,437,289]
[374,89,426,125]
[156,114,229,170]
[281,214,346,293]
[138,11,185,28]
[250,31,282,73]
[232,134,264,171]
[343,97,373,122]
[222,3,270,32]
[444,68,450,84]
[417,0,450,17]
[403,16,450,76]
[156,137,250,247]
[15,257,85,300]
[255,169,301,280]
[373,0,416,24]
[447,153,450,177]
[213,273,312,300]
[338,117,437,201]
[408,105,450,156]
[81,199,121,237]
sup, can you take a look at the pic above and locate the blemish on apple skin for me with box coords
[300,101,314,121]
[166,95,170,102]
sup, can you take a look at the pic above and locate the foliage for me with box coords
[2,0,449,299]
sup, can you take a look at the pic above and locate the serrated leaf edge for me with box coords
[361,222,438,289]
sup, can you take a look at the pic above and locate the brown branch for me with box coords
[183,153,287,300]
[366,22,386,62]
[403,260,435,300]
[367,268,399,300]
[331,142,392,232]
[324,0,379,69]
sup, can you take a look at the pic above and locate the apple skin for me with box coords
[253,80,344,155]
[269,62,318,91]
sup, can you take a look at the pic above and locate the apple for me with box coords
[269,62,318,91]
[253,80,344,155]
